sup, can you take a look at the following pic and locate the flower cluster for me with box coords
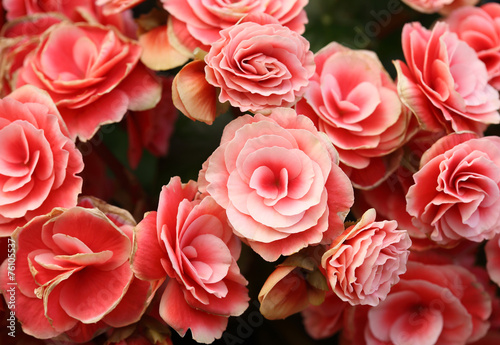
[1,0,500,345]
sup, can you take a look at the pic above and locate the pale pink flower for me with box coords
[297,42,418,189]
[0,205,158,342]
[322,208,411,306]
[406,133,500,247]
[204,15,315,113]
[0,85,83,237]
[15,21,161,141]
[131,177,249,344]
[365,261,491,344]
[199,108,354,262]
[446,3,500,90]
[160,0,308,53]
[394,21,500,134]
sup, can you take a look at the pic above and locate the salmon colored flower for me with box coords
[15,21,161,141]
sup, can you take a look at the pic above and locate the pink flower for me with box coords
[322,208,411,306]
[204,15,315,113]
[0,205,157,342]
[400,0,478,14]
[446,3,500,90]
[131,177,249,344]
[394,21,500,134]
[406,133,500,247]
[296,42,418,189]
[15,21,161,141]
[365,261,491,344]
[0,85,83,236]
[199,108,354,262]
[160,0,308,53]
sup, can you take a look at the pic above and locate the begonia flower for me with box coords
[15,21,161,141]
[199,108,354,261]
[322,208,411,306]
[394,21,500,134]
[446,3,500,90]
[0,205,158,342]
[131,177,249,344]
[297,42,418,189]
[204,14,315,113]
[0,85,83,236]
[406,132,500,247]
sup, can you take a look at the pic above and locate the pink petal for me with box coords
[59,263,133,323]
[159,280,229,343]
[131,211,167,281]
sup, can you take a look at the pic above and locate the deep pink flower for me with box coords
[365,261,491,344]
[406,132,500,247]
[0,85,83,237]
[297,42,418,189]
[204,15,315,113]
[131,177,249,343]
[446,3,500,90]
[0,205,157,342]
[322,208,411,306]
[15,21,161,141]
[199,108,354,262]
[394,21,500,134]
[160,0,308,53]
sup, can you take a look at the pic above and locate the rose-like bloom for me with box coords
[406,132,500,247]
[161,0,308,53]
[0,205,158,342]
[204,15,315,113]
[401,0,478,14]
[296,42,418,189]
[301,291,347,340]
[3,0,137,37]
[0,85,83,236]
[446,3,500,90]
[322,208,411,306]
[131,177,249,344]
[394,21,500,135]
[15,21,161,141]
[199,108,354,262]
[365,261,491,344]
